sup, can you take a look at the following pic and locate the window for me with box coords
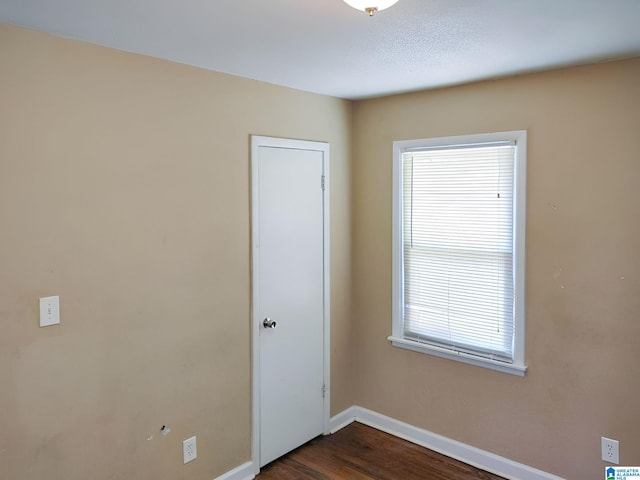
[390,131,527,376]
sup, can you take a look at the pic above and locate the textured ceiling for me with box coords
[1,0,639,99]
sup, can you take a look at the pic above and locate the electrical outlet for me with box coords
[183,436,197,464]
[601,437,619,464]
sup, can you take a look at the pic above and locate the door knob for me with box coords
[263,317,277,329]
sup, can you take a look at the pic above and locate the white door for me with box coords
[251,136,329,469]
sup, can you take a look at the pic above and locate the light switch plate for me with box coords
[39,296,60,327]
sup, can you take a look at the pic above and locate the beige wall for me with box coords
[0,24,352,480]
[351,59,640,479]
[3,20,640,480]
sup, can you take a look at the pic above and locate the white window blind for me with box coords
[391,131,526,375]
[402,143,515,362]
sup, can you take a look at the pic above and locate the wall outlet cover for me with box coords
[602,437,620,464]
[183,436,197,464]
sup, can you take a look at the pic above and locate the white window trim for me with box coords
[390,131,527,377]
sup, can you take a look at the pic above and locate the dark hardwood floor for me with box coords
[257,422,505,480]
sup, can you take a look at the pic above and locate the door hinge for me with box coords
[322,384,327,398]
[321,175,326,191]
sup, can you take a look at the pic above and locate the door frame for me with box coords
[250,135,331,473]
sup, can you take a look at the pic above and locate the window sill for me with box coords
[387,336,527,377]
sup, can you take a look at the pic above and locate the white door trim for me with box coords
[250,135,330,474]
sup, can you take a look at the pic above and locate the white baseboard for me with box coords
[331,406,566,480]
[329,405,358,433]
[216,406,566,480]
[213,460,256,480]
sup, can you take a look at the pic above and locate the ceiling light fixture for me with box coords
[343,0,399,16]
